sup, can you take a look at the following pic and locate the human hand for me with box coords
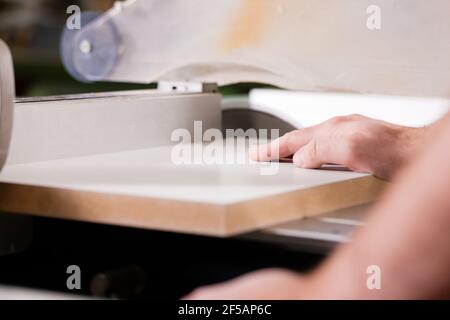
[250,114,427,180]
[184,269,308,300]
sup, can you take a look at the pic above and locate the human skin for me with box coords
[250,114,431,180]
[185,113,450,299]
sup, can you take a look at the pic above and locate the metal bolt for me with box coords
[79,39,92,54]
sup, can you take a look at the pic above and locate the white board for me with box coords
[0,143,384,236]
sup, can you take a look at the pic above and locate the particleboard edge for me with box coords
[223,175,386,236]
[0,175,386,237]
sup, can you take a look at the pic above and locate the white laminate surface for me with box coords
[0,144,369,205]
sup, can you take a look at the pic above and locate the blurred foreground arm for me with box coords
[187,114,450,299]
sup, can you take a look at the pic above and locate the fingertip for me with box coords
[293,150,305,168]
[250,143,272,162]
[248,145,260,161]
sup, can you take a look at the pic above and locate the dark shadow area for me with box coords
[0,216,324,299]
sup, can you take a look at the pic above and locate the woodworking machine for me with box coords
[0,0,449,272]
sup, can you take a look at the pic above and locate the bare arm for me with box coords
[307,113,450,299]
[187,114,450,299]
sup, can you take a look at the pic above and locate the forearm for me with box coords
[395,117,445,165]
[307,114,450,299]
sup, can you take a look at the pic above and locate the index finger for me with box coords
[249,127,316,162]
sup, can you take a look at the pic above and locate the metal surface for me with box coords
[242,204,370,253]
[61,12,119,82]
[14,88,200,103]
[8,90,221,165]
[157,81,219,94]
[0,39,14,172]
[64,0,450,97]
[221,96,296,136]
